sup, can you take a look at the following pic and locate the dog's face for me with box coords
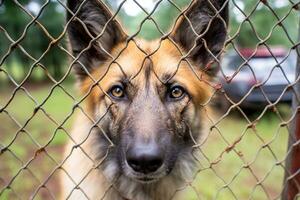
[81,41,215,183]
[67,0,227,184]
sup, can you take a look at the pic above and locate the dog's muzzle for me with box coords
[126,142,164,174]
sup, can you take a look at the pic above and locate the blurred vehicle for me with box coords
[219,47,297,109]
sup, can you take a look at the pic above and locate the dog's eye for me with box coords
[110,85,125,99]
[169,86,185,99]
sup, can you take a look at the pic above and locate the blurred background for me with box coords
[0,0,299,199]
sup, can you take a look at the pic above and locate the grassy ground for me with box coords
[0,82,292,200]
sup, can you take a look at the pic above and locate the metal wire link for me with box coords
[0,0,300,199]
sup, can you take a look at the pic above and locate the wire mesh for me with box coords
[0,0,300,199]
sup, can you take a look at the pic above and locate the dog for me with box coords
[60,0,228,199]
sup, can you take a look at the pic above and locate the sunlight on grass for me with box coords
[189,107,290,200]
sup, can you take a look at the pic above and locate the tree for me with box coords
[107,0,298,47]
[0,0,66,82]
[229,0,298,48]
[106,0,191,40]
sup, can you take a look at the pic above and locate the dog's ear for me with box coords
[66,0,127,79]
[171,0,228,69]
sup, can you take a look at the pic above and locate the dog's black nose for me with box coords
[126,144,163,174]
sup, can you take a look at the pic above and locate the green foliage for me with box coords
[0,0,66,82]
[110,0,299,47]
[110,0,191,40]
[0,0,299,83]
[229,0,299,48]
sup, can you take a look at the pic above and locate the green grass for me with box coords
[0,81,77,199]
[183,110,290,200]
[0,83,292,200]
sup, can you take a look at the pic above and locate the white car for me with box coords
[219,47,296,108]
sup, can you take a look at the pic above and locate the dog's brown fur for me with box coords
[61,0,228,199]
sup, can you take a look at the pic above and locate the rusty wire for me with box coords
[0,0,300,199]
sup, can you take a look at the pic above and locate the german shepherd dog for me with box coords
[61,0,228,199]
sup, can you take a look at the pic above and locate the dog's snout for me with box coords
[126,144,163,174]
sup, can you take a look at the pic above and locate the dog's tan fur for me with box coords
[61,0,228,199]
[61,40,212,199]
[81,40,213,112]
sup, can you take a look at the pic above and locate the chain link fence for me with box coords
[0,0,300,199]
